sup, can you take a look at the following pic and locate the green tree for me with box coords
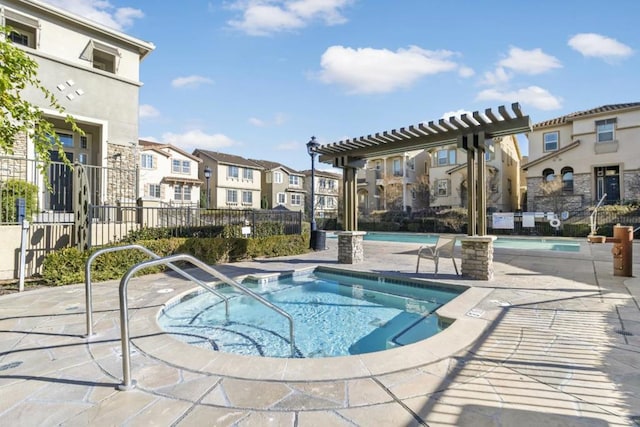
[1,26,82,174]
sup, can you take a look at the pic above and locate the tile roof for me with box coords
[194,149,263,169]
[533,103,640,129]
[249,159,302,175]
[138,139,201,161]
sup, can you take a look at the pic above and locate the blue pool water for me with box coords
[332,232,581,252]
[158,269,464,358]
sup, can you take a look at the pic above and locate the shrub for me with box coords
[1,179,38,223]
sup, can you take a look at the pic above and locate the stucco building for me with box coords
[250,159,305,212]
[523,103,640,211]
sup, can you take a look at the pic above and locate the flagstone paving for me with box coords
[1,237,638,426]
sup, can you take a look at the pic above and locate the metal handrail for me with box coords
[590,193,607,235]
[84,245,230,337]
[117,253,296,391]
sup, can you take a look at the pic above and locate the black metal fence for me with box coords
[88,204,303,247]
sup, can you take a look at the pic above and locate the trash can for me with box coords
[311,230,327,250]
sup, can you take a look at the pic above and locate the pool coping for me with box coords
[122,267,493,383]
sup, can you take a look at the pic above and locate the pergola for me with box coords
[315,103,531,236]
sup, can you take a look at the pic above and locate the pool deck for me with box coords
[1,237,639,426]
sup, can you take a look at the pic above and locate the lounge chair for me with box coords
[416,235,459,275]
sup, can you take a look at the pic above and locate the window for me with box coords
[172,160,190,173]
[289,175,301,186]
[274,171,283,183]
[277,192,286,205]
[318,195,326,207]
[173,185,191,201]
[543,131,558,152]
[291,194,301,206]
[174,185,182,200]
[542,168,555,182]
[228,165,239,178]
[5,11,38,49]
[407,158,415,171]
[436,179,449,196]
[242,191,252,204]
[57,133,74,147]
[141,154,154,169]
[242,168,253,180]
[78,153,88,164]
[227,189,238,203]
[485,149,495,161]
[80,136,88,149]
[435,149,456,166]
[393,159,402,176]
[149,184,161,198]
[596,118,615,142]
[561,167,574,192]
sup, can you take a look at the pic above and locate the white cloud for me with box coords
[317,45,458,94]
[161,130,238,152]
[498,47,562,75]
[476,86,562,110]
[171,75,214,88]
[458,66,475,78]
[481,66,512,86]
[568,33,634,62]
[139,104,160,119]
[441,109,473,121]
[227,0,353,36]
[43,0,143,30]
[249,117,265,127]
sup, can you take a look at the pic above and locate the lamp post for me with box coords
[306,136,320,249]
[203,165,211,209]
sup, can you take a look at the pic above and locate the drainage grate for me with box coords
[615,329,633,336]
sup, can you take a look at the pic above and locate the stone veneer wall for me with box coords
[106,144,138,204]
[528,172,590,212]
[460,236,496,280]
[337,231,366,264]
[623,170,640,200]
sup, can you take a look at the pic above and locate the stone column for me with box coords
[337,231,366,264]
[460,235,496,280]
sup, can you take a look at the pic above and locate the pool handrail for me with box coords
[117,253,297,391]
[590,193,607,235]
[84,244,230,337]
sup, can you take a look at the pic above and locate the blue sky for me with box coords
[44,0,638,171]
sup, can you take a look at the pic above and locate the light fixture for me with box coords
[306,136,321,247]
[203,165,212,209]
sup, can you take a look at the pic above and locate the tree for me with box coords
[538,176,566,213]
[412,175,433,210]
[1,26,82,174]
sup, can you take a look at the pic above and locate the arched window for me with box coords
[561,167,574,192]
[542,168,555,182]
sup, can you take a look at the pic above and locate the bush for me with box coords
[1,179,38,223]
[42,234,310,285]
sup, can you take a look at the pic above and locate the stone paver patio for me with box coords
[0,236,638,426]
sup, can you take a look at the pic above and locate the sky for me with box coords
[42,0,639,171]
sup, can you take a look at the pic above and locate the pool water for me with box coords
[158,269,464,358]
[336,232,580,252]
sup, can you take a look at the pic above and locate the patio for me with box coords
[0,237,638,426]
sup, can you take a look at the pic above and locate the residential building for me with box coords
[0,0,154,211]
[250,159,305,211]
[193,150,262,209]
[302,170,340,219]
[138,140,202,206]
[523,103,640,211]
[427,135,522,212]
[356,151,424,214]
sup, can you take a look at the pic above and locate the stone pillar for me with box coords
[337,231,366,264]
[460,235,496,280]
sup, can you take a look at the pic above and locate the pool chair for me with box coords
[416,236,459,275]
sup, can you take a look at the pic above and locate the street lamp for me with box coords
[306,136,320,247]
[203,165,211,209]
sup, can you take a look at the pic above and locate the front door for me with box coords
[595,166,620,204]
[48,151,73,212]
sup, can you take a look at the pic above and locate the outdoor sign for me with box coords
[492,212,515,229]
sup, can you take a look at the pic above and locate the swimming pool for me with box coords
[332,232,581,252]
[158,268,465,358]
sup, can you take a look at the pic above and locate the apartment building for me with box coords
[138,140,202,206]
[250,159,305,212]
[0,0,154,211]
[193,150,262,209]
[302,170,340,219]
[426,135,522,212]
[523,103,640,211]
